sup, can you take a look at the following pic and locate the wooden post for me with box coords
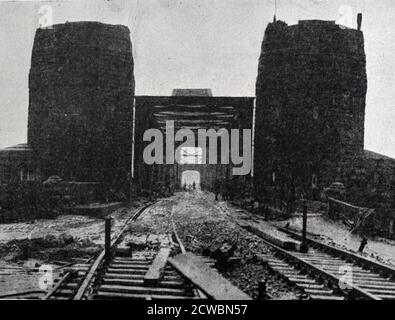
[257,280,267,300]
[105,217,112,260]
[302,204,307,239]
[358,237,368,253]
[300,202,309,253]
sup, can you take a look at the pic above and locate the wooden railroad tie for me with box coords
[144,247,171,286]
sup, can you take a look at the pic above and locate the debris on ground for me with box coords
[0,236,101,263]
[170,192,302,300]
[274,215,395,267]
[0,202,145,297]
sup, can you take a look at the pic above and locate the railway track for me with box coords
[242,220,395,300]
[227,205,395,300]
[44,201,221,300]
[257,247,347,300]
[45,202,154,300]
[92,233,200,300]
[278,227,395,300]
[46,198,395,301]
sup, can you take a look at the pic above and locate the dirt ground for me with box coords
[0,201,144,297]
[273,215,395,267]
[169,191,301,300]
[2,191,393,299]
[0,193,306,300]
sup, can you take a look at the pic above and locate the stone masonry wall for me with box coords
[28,22,134,194]
[254,20,367,199]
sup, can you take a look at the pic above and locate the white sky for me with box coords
[0,0,394,158]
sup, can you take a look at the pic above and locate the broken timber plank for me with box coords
[144,248,171,286]
[168,253,251,300]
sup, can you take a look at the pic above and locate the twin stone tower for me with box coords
[26,20,368,202]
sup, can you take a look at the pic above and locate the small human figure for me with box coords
[213,179,220,201]
[192,181,196,190]
[226,179,234,201]
[223,182,229,201]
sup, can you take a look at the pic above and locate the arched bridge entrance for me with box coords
[181,170,200,190]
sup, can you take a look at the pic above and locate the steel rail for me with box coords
[72,202,154,300]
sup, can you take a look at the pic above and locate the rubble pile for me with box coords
[0,234,101,263]
[171,192,301,299]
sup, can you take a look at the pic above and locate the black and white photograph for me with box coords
[0,0,395,307]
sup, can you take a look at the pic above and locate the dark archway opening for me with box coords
[181,170,201,190]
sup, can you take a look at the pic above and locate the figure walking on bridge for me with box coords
[214,179,221,201]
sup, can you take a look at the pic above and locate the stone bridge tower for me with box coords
[254,20,367,199]
[28,22,135,193]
